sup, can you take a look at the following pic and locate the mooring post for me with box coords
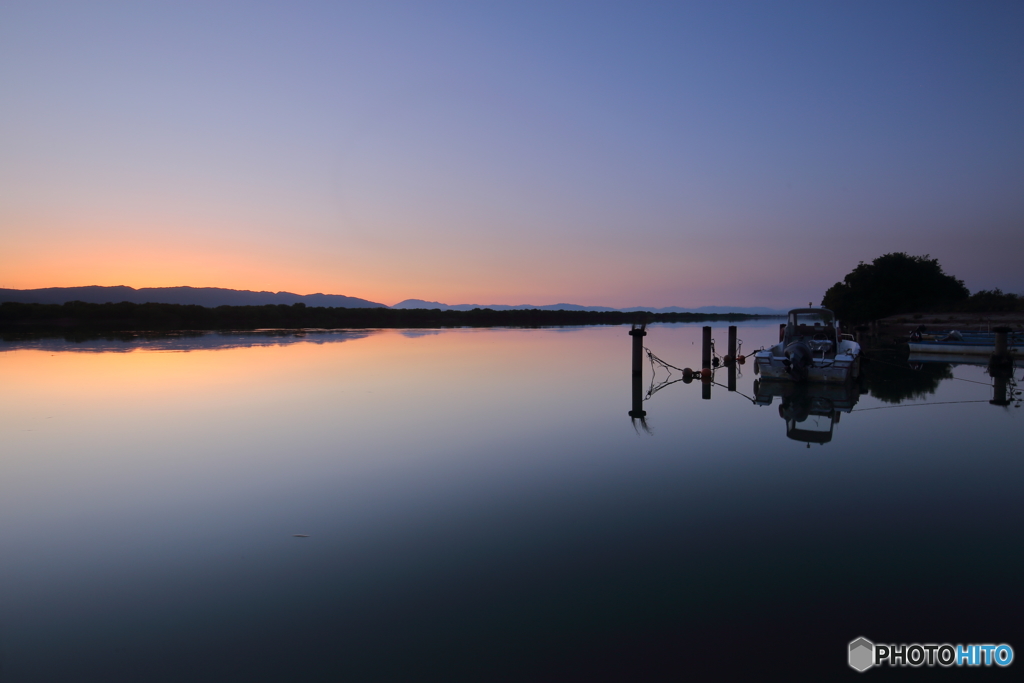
[988,327,1013,404]
[629,323,647,376]
[993,327,1010,359]
[989,326,1013,380]
[702,326,712,370]
[628,323,648,420]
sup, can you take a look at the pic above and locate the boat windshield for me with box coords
[786,310,837,346]
[791,311,833,327]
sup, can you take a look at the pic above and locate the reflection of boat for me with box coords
[753,308,861,383]
[754,380,861,444]
[907,330,1022,355]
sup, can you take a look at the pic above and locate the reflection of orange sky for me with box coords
[0,329,621,465]
[0,328,616,407]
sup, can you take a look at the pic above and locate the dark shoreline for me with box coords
[0,301,779,336]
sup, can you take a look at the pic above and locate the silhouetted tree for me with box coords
[956,288,1023,313]
[822,253,968,323]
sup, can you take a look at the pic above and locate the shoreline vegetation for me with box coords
[0,301,777,337]
[822,253,1023,325]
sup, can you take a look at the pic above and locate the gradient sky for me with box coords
[2,1,1022,308]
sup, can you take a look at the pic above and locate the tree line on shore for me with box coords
[822,252,1022,324]
[0,301,766,335]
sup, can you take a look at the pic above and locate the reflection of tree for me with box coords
[861,353,953,404]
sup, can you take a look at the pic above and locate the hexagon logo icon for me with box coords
[849,637,874,672]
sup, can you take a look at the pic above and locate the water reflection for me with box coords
[753,380,860,446]
[2,324,1022,681]
[0,329,376,353]
[908,352,1023,408]
[635,329,1022,444]
[860,351,952,403]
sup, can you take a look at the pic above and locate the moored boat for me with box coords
[754,308,861,383]
[907,329,1022,355]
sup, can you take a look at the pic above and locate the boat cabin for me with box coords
[783,308,838,354]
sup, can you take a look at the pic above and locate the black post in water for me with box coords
[993,327,1010,359]
[726,325,737,391]
[702,326,712,370]
[628,323,648,424]
[630,323,647,376]
[989,326,1013,380]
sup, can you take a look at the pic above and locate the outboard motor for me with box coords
[782,341,812,382]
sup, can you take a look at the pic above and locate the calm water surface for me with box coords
[1,324,1021,681]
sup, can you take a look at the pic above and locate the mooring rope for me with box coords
[853,399,992,412]
[710,380,757,404]
[643,345,756,403]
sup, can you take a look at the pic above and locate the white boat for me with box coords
[754,308,861,383]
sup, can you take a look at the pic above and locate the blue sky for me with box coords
[2,1,1022,307]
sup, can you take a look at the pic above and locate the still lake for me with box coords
[1,323,1021,681]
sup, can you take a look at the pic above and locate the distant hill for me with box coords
[621,305,786,315]
[392,299,784,315]
[0,286,386,308]
[391,299,619,312]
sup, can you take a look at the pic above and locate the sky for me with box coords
[1,1,1022,309]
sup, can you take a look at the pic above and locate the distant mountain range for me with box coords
[0,287,785,315]
[0,286,386,308]
[392,299,785,315]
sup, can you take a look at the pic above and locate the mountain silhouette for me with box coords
[0,286,386,308]
[392,299,784,315]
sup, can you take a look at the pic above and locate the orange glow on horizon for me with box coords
[1,216,796,308]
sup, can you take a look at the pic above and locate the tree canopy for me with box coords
[821,253,969,324]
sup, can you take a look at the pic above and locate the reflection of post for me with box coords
[630,373,647,419]
[991,375,1010,407]
[728,364,736,392]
